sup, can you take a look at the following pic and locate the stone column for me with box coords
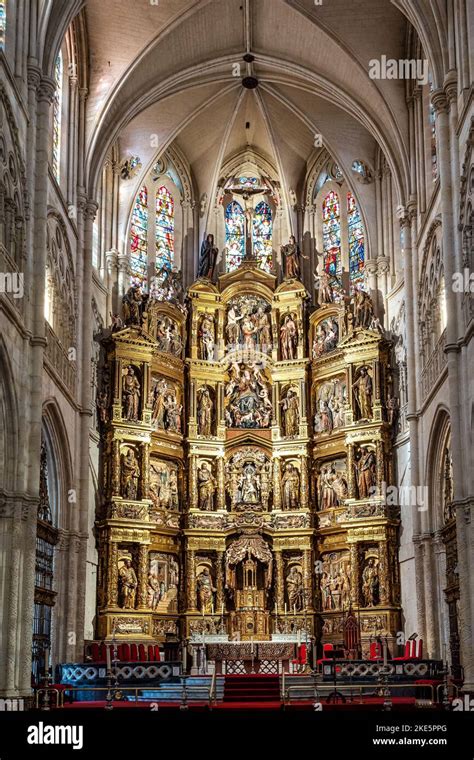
[432,88,472,688]
[112,440,121,496]
[141,443,150,501]
[117,253,130,299]
[347,444,356,499]
[105,248,119,317]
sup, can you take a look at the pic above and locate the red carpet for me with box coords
[223,674,281,704]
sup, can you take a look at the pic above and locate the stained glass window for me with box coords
[130,186,148,287]
[225,201,245,271]
[252,201,272,272]
[347,192,365,283]
[322,190,341,275]
[155,185,174,270]
[52,51,63,183]
[428,77,438,182]
[0,2,5,48]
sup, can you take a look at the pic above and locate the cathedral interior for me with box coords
[0,0,473,721]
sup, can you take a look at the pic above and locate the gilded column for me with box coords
[347,444,355,499]
[216,552,224,612]
[349,543,359,606]
[186,550,197,611]
[112,440,121,496]
[273,457,282,509]
[275,551,285,609]
[300,455,309,508]
[379,540,390,605]
[137,544,149,609]
[141,443,150,501]
[375,440,384,493]
[107,541,119,607]
[189,455,198,509]
[217,457,225,510]
[303,550,313,611]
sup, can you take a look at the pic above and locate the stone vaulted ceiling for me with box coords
[83,0,413,213]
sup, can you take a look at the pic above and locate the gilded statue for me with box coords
[122,285,146,326]
[352,366,373,420]
[281,462,300,509]
[280,313,298,360]
[122,366,140,421]
[198,313,215,361]
[120,448,139,500]
[356,447,376,499]
[361,558,380,607]
[352,287,374,329]
[119,559,138,609]
[238,463,260,504]
[286,566,304,611]
[280,387,300,437]
[197,386,213,436]
[198,462,217,510]
[280,236,307,280]
[151,377,168,428]
[197,567,216,613]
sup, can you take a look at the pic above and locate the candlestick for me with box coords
[293,604,296,616]
[106,644,112,672]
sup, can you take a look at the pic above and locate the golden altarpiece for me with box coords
[95,259,401,656]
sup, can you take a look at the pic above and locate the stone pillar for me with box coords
[117,252,130,299]
[347,444,356,499]
[137,544,149,609]
[105,248,119,317]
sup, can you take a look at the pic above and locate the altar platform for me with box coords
[187,634,304,675]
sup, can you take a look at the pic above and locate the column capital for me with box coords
[37,77,56,104]
[105,249,119,271]
[430,88,448,115]
[117,252,130,273]
[443,69,458,106]
[27,64,41,91]
[84,200,99,221]
[377,256,391,275]
[365,258,378,275]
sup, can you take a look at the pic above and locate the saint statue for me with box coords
[198,462,217,511]
[198,313,215,361]
[280,236,308,280]
[197,567,216,614]
[286,566,304,612]
[122,366,140,421]
[120,448,140,500]
[280,313,298,360]
[352,367,373,420]
[198,233,218,280]
[254,307,272,353]
[318,270,335,304]
[165,392,182,433]
[119,559,138,609]
[239,464,260,504]
[151,378,168,428]
[197,387,213,436]
[352,288,374,329]
[122,285,146,326]
[361,558,379,607]
[356,447,376,499]
[280,388,300,437]
[281,462,300,509]
[147,572,161,610]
